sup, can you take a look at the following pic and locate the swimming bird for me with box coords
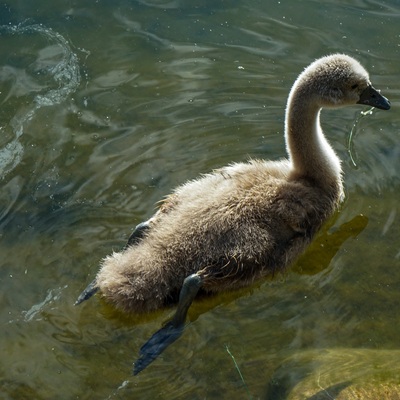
[76,54,390,374]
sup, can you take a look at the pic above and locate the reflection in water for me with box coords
[294,214,369,276]
[0,24,80,176]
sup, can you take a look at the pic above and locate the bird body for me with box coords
[97,157,341,313]
[76,54,390,374]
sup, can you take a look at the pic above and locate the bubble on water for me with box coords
[0,23,81,177]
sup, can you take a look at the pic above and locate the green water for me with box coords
[0,1,399,399]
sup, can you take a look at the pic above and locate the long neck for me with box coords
[284,84,343,193]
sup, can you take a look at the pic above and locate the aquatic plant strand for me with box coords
[347,107,374,167]
[225,345,253,400]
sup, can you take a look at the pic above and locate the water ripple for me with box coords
[0,23,80,177]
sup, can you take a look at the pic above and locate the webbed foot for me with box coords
[75,279,98,306]
[134,321,184,375]
[133,273,203,375]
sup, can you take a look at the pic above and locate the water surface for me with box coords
[0,1,399,399]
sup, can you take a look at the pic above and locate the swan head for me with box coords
[292,54,390,110]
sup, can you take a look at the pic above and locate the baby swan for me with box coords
[76,54,390,374]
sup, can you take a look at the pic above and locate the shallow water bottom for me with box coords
[1,0,399,399]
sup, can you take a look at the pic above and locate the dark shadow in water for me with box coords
[264,358,351,400]
[0,4,14,25]
[0,379,45,400]
[306,381,351,399]
[265,375,351,400]
[264,364,313,400]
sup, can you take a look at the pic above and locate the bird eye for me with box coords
[351,84,358,89]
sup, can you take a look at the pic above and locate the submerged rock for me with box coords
[266,348,400,399]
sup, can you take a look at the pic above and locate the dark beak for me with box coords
[357,85,390,110]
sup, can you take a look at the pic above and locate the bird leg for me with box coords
[133,273,203,375]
